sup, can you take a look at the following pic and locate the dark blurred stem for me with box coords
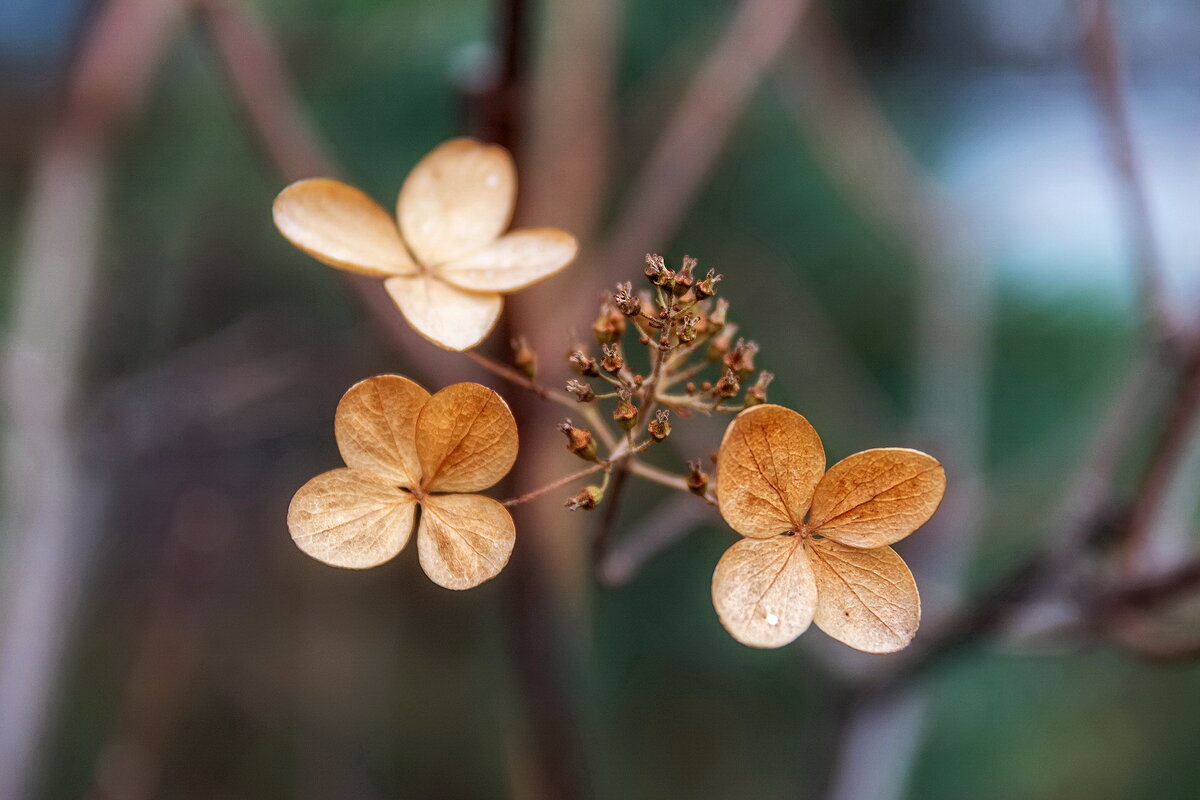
[1077,0,1172,346]
[199,0,594,795]
[475,1,597,797]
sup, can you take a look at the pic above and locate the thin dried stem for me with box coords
[625,459,693,494]
[502,462,608,507]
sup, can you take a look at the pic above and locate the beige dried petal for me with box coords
[334,375,429,487]
[273,178,417,277]
[809,538,920,653]
[415,382,518,493]
[716,404,826,538]
[436,228,578,293]
[711,536,816,648]
[417,494,516,589]
[287,468,417,569]
[809,448,945,548]
[397,138,516,266]
[383,274,502,351]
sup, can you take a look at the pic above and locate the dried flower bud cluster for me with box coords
[560,254,764,427]
[544,254,779,512]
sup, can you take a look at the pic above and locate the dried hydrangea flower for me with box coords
[287,375,519,589]
[273,138,578,351]
[712,404,945,652]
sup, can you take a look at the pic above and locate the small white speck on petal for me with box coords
[766,613,779,626]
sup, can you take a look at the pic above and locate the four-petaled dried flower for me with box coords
[648,410,672,442]
[273,138,578,351]
[712,405,945,652]
[288,375,519,589]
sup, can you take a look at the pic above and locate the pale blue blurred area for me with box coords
[0,0,87,69]
[920,0,1200,314]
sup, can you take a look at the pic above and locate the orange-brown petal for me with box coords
[397,138,516,266]
[273,178,417,277]
[715,404,825,538]
[711,536,816,648]
[415,382,518,493]
[417,493,515,589]
[808,538,920,653]
[334,375,429,487]
[287,468,417,569]
[809,447,945,548]
[436,228,578,293]
[383,274,502,352]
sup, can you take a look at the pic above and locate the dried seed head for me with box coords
[593,300,626,344]
[600,343,624,373]
[566,484,604,511]
[724,338,759,377]
[648,409,672,442]
[558,419,598,461]
[696,268,723,299]
[566,379,595,403]
[512,336,537,380]
[644,253,675,288]
[677,313,700,343]
[686,458,710,496]
[708,297,730,329]
[568,349,598,377]
[673,255,696,296]
[715,369,740,399]
[745,371,774,406]
[613,281,642,317]
[613,389,638,430]
[708,329,734,363]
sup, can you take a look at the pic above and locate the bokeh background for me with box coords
[3,0,1200,798]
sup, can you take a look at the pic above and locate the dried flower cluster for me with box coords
[713,405,945,651]
[288,375,518,589]
[273,137,947,653]
[274,138,578,350]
